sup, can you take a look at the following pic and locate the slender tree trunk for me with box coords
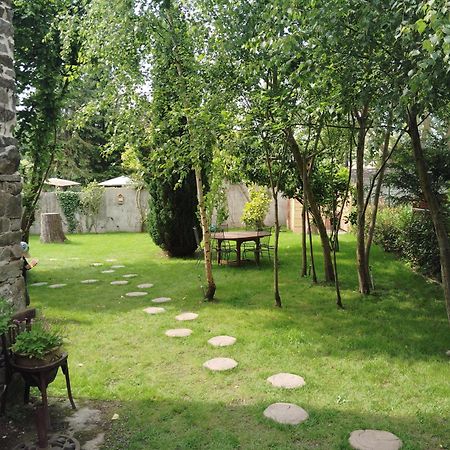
[407,107,450,324]
[301,200,308,277]
[365,117,392,267]
[307,208,317,284]
[286,129,335,282]
[273,193,282,307]
[355,105,371,294]
[194,166,216,300]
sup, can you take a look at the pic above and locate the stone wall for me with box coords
[0,0,25,309]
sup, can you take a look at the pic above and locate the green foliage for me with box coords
[373,206,442,279]
[11,319,64,359]
[241,185,271,229]
[57,190,81,233]
[147,171,201,257]
[0,298,14,335]
[80,182,105,232]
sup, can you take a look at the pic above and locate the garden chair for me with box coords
[0,308,76,417]
[212,227,237,264]
[243,227,274,262]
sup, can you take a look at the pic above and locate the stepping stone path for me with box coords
[110,280,128,285]
[137,283,154,289]
[30,282,48,287]
[81,279,99,284]
[176,312,198,321]
[111,265,125,269]
[123,274,137,278]
[126,292,148,297]
[267,373,305,389]
[91,263,103,266]
[349,430,402,450]
[165,329,192,337]
[263,403,308,425]
[208,336,236,347]
[101,270,115,273]
[152,297,171,303]
[48,284,67,289]
[143,307,166,315]
[203,357,238,372]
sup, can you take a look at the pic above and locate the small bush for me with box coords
[241,185,271,229]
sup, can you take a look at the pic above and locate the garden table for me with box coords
[211,230,271,266]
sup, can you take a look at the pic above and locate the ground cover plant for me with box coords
[26,232,449,449]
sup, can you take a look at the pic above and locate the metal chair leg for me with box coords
[61,362,76,410]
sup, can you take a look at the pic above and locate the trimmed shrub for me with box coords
[147,171,201,257]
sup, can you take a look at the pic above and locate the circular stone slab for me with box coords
[165,328,192,337]
[126,291,148,297]
[110,280,129,285]
[91,263,103,266]
[267,373,306,389]
[203,357,238,371]
[106,259,117,262]
[138,283,154,289]
[143,307,166,314]
[101,269,115,273]
[349,430,402,450]
[176,312,198,321]
[30,282,48,287]
[263,403,308,425]
[123,274,137,278]
[111,265,125,269]
[152,297,171,303]
[81,279,99,284]
[208,336,236,347]
[48,284,67,288]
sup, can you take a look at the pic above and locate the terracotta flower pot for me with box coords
[13,348,63,369]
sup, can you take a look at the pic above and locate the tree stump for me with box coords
[40,213,66,243]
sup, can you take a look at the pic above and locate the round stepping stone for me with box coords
[137,283,154,289]
[106,259,117,262]
[208,336,236,347]
[30,282,48,287]
[91,263,103,266]
[143,306,166,314]
[176,312,198,321]
[111,265,125,269]
[126,291,148,297]
[446,350,450,357]
[123,274,137,278]
[48,284,67,289]
[81,279,99,284]
[165,328,192,337]
[203,357,238,372]
[267,373,306,389]
[263,403,308,425]
[101,269,115,273]
[110,280,129,285]
[152,297,171,303]
[349,430,402,450]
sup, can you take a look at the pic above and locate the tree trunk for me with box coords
[407,108,450,324]
[355,105,371,294]
[285,129,335,282]
[40,213,66,243]
[307,208,317,284]
[273,193,282,307]
[301,200,308,277]
[194,166,216,300]
[365,117,392,267]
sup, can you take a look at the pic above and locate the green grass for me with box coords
[26,232,449,449]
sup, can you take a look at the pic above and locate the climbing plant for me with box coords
[80,182,105,232]
[56,191,81,233]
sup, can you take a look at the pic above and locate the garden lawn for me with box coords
[27,232,449,450]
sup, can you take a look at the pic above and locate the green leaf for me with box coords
[416,19,427,34]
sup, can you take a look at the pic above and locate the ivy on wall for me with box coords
[56,191,80,233]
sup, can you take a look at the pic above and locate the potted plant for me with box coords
[11,319,64,369]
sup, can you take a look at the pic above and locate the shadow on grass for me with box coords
[86,397,447,450]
